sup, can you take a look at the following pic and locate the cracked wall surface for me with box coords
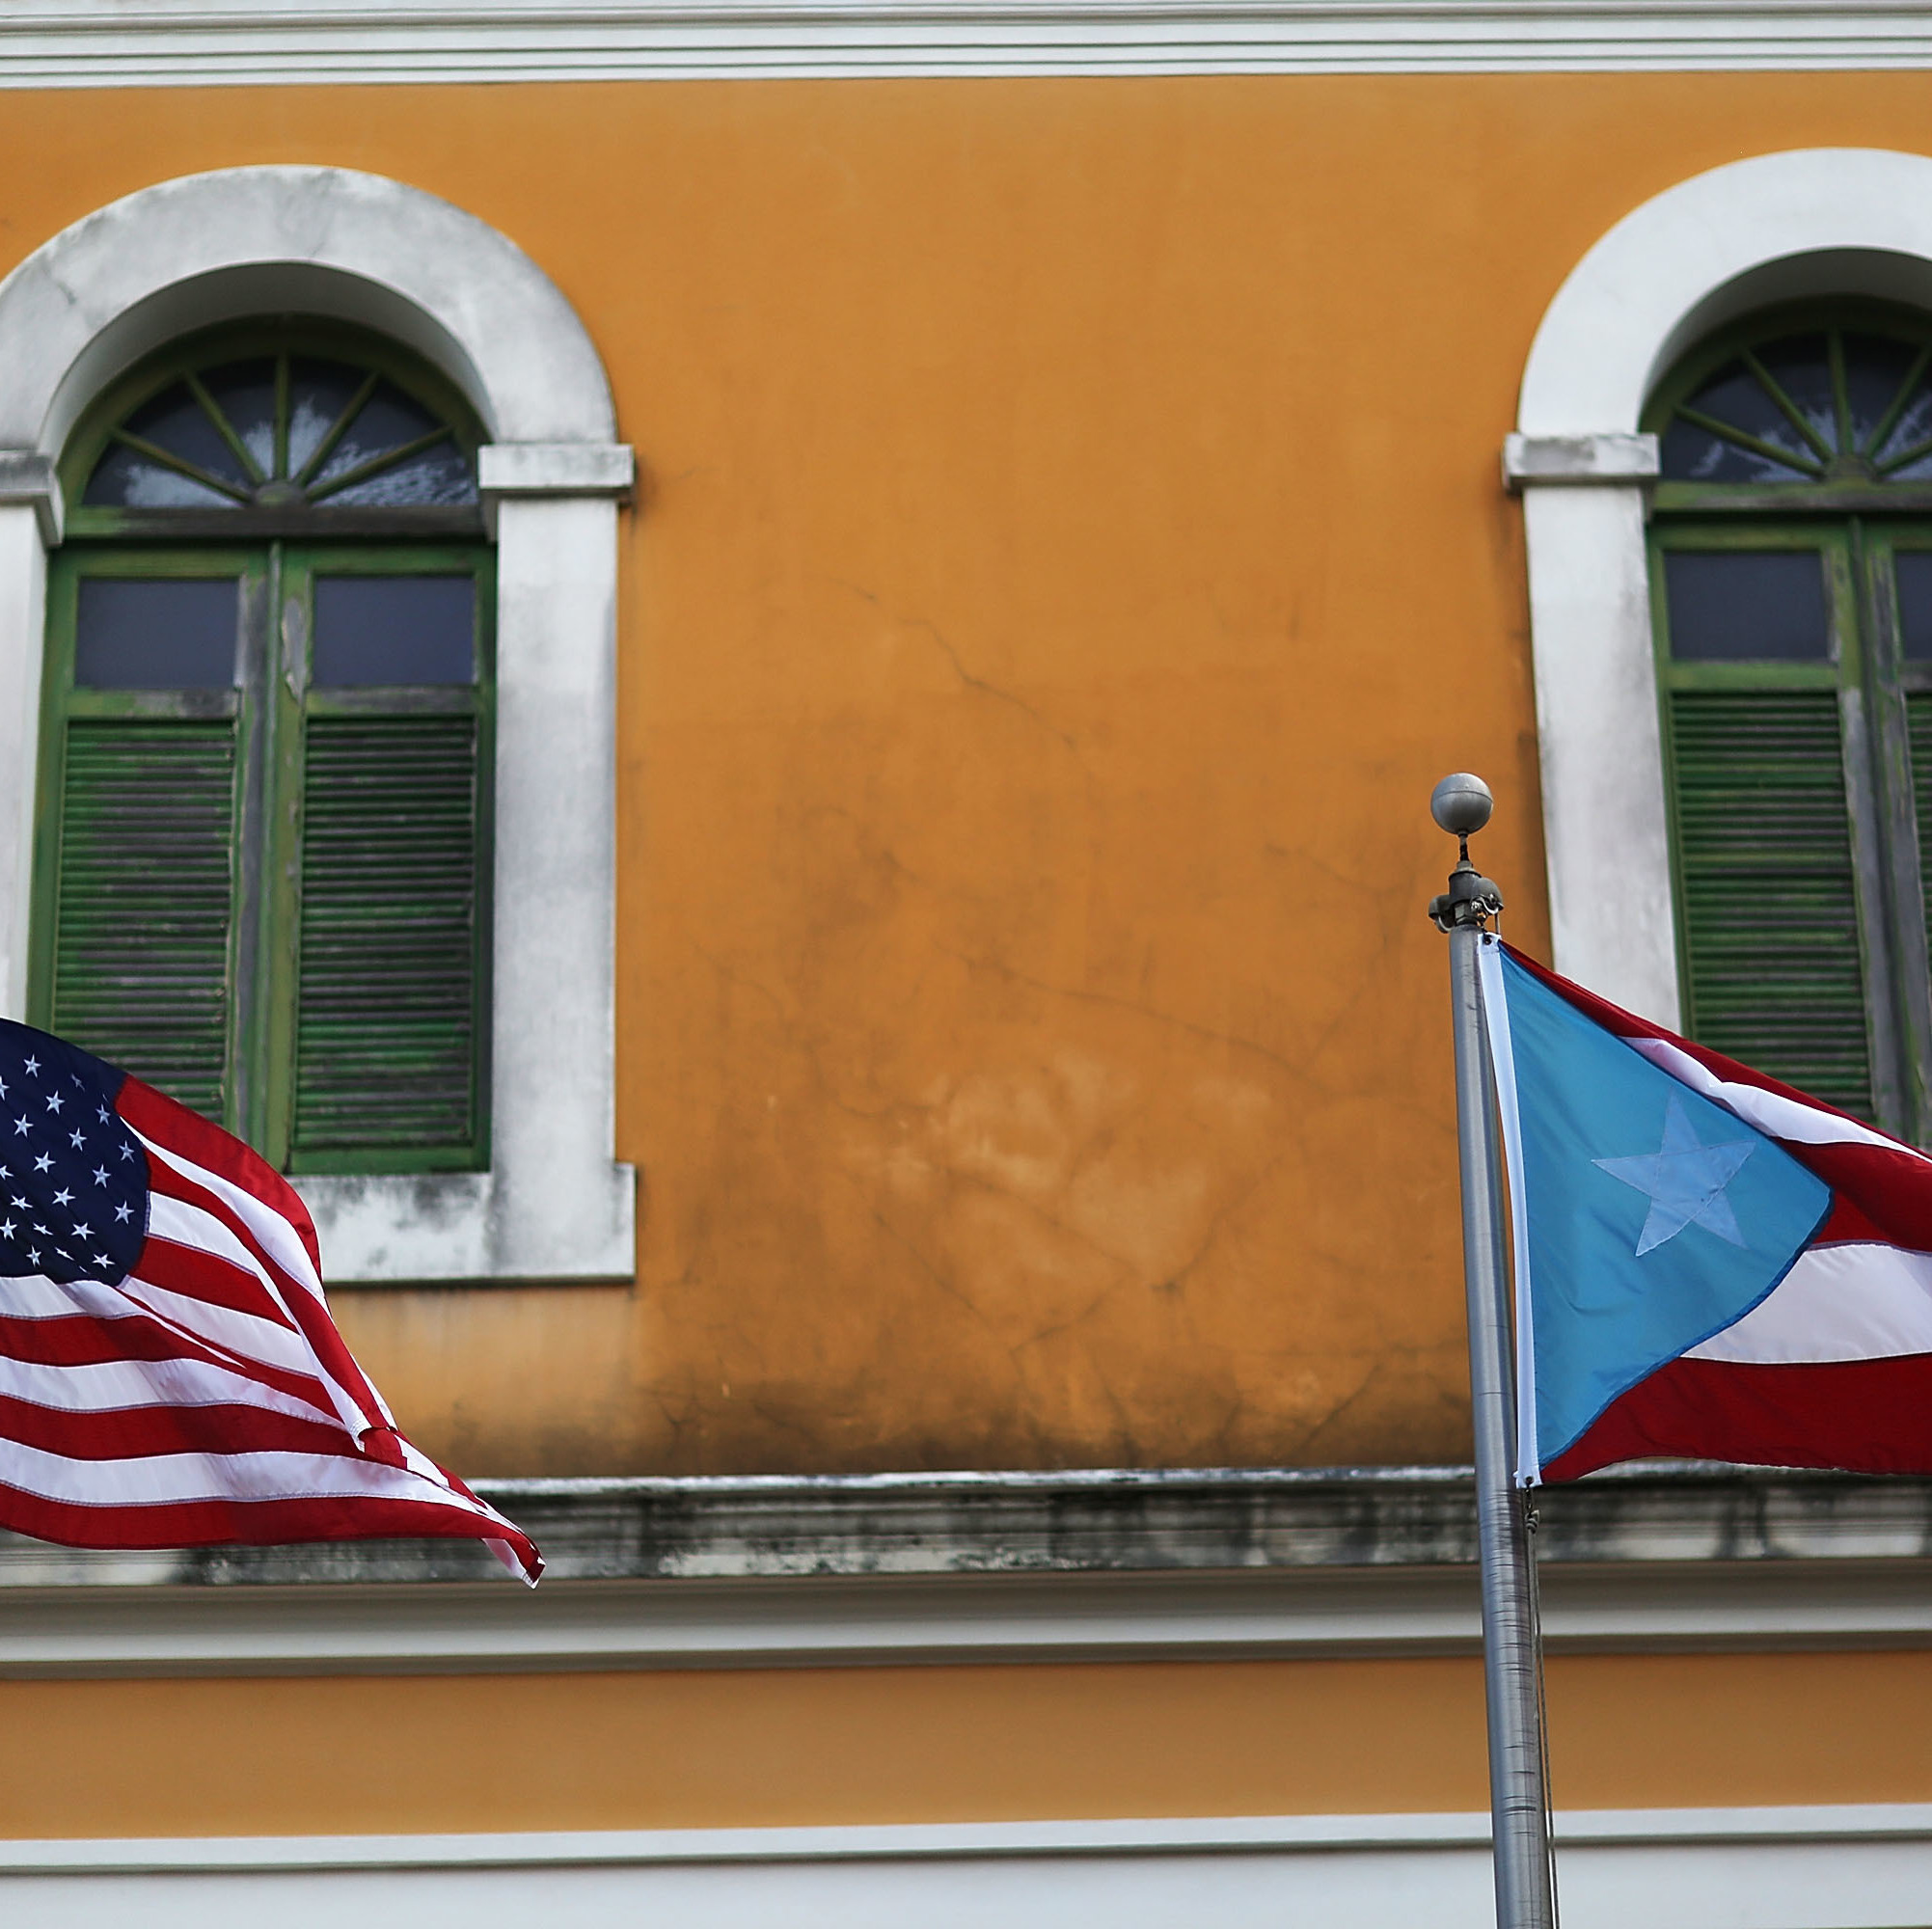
[16,71,1924,1474]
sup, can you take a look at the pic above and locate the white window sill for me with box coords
[295,1163,636,1287]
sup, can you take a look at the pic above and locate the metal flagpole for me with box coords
[1428,772,1557,1929]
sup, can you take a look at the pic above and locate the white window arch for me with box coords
[0,165,635,1284]
[1510,147,1932,1031]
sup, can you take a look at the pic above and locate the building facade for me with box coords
[0,9,1930,1923]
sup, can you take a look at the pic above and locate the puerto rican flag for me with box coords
[1478,938,1932,1484]
[0,1018,541,1581]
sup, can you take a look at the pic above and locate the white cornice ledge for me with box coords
[1503,431,1660,490]
[8,3,1932,86]
[0,450,61,545]
[478,442,636,500]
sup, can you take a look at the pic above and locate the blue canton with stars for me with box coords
[0,1019,148,1288]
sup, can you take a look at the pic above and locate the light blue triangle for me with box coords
[1495,952,1832,1465]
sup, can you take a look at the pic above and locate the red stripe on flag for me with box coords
[0,1481,541,1576]
[1546,1352,1932,1480]
[0,1393,363,1463]
[133,1230,299,1330]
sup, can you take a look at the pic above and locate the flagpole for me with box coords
[1429,773,1557,1929]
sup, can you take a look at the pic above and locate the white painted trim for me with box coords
[4,1804,1930,1868]
[2,1807,1929,1929]
[478,443,636,498]
[0,453,62,545]
[1503,432,1659,489]
[0,168,635,1284]
[6,3,1932,85]
[1513,149,1932,1022]
[4,1558,1932,1676]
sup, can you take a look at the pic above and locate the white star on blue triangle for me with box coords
[1592,1095,1757,1256]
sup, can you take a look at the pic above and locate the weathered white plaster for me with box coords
[0,166,613,451]
[0,167,635,1285]
[478,443,636,498]
[1514,149,1932,1022]
[0,506,46,1034]
[1502,432,1658,489]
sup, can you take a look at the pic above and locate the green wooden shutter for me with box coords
[1671,689,1873,1116]
[291,714,482,1157]
[49,720,236,1119]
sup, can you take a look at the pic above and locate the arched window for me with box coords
[1646,304,1932,1135]
[31,324,493,1175]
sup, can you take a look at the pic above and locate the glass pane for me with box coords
[83,444,233,509]
[286,357,372,477]
[1842,332,1920,453]
[313,381,442,485]
[1668,359,1817,480]
[1664,551,1831,661]
[119,380,250,489]
[326,444,476,507]
[200,358,277,479]
[1895,553,1932,661]
[313,576,475,686]
[74,578,238,688]
[1755,333,1837,453]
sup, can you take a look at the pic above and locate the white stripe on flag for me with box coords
[0,1432,508,1511]
[0,1350,337,1425]
[1628,1037,1932,1161]
[118,1269,328,1378]
[1690,1242,1932,1365]
[0,1274,150,1321]
[1474,936,1539,1487]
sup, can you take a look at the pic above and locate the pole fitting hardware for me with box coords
[1429,858,1506,933]
[1427,772,1503,933]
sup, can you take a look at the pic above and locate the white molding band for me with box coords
[1513,147,1932,1026]
[0,166,636,1284]
[1,1807,1928,1929]
[4,3,1932,84]
[4,1557,1932,1677]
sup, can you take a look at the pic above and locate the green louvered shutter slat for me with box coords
[1671,689,1873,1117]
[50,720,236,1120]
[1907,696,1932,1013]
[292,715,481,1155]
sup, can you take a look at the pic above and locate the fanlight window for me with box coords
[1661,324,1932,485]
[78,348,477,515]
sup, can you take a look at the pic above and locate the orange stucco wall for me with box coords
[12,75,1932,1474]
[4,1648,1931,1836]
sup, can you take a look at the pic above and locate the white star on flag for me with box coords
[1592,1095,1757,1256]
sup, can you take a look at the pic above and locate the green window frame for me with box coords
[29,325,495,1175]
[1646,303,1932,1138]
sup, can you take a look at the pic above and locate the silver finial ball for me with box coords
[1430,773,1493,837]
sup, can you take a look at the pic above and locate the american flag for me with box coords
[0,1019,541,1582]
